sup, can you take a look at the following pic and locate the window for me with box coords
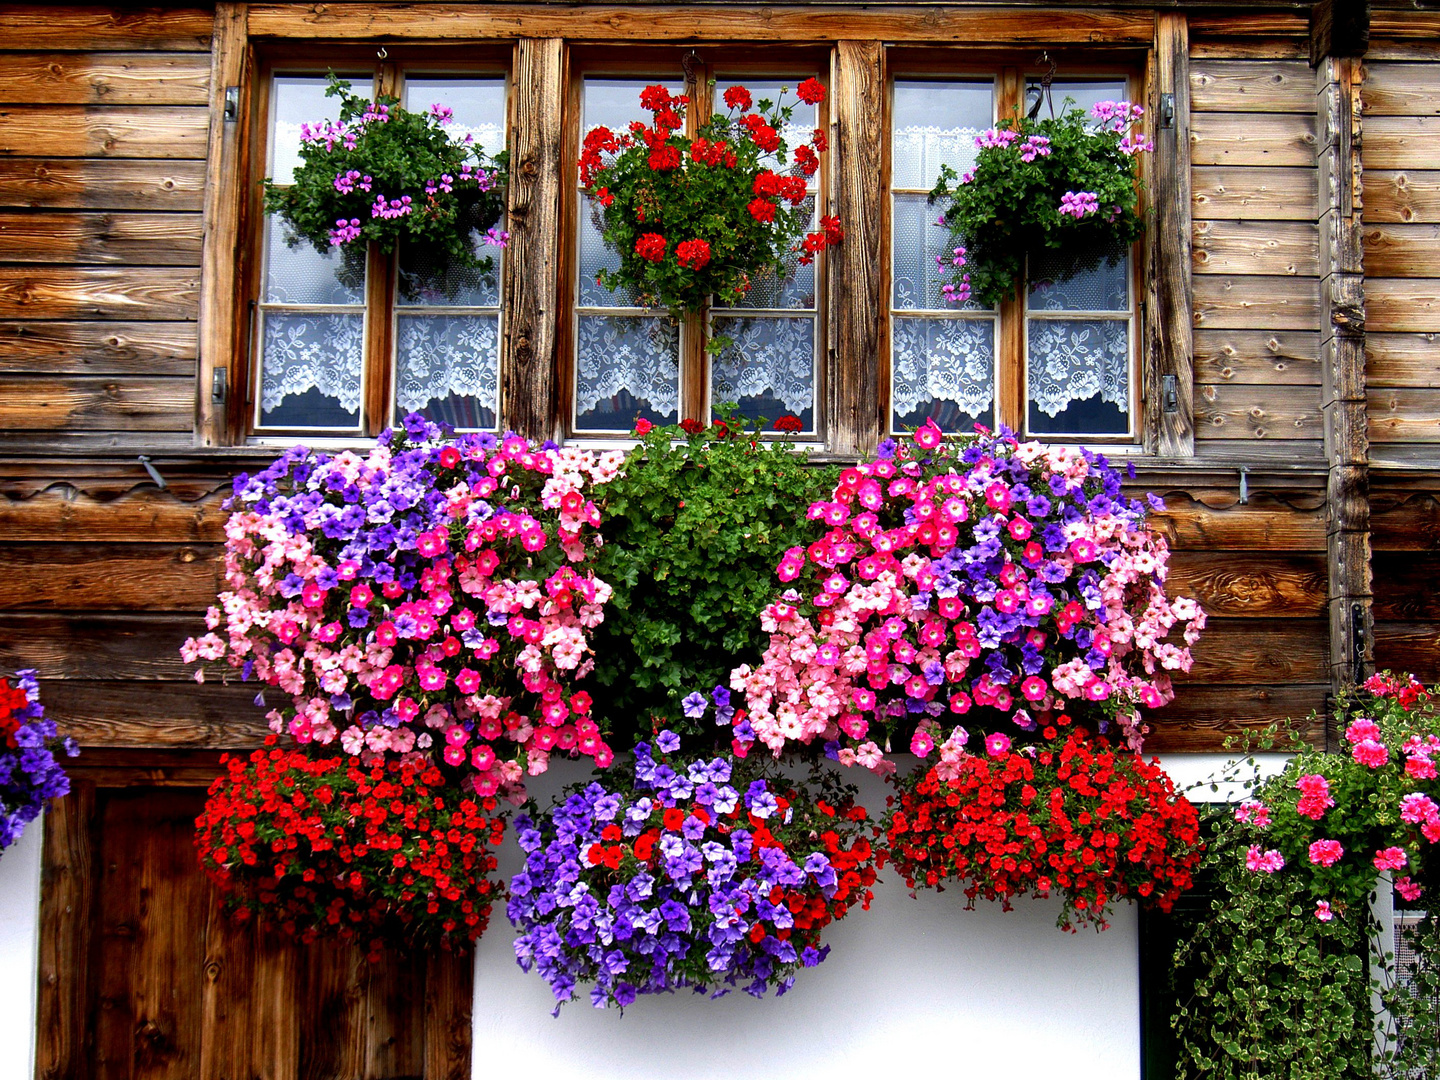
[888,70,1139,441]
[571,61,826,436]
[250,62,508,437]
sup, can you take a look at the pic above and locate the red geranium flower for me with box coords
[676,238,711,270]
[680,418,705,435]
[723,85,752,112]
[774,415,804,433]
[748,197,777,224]
[794,144,819,177]
[648,144,682,171]
[796,78,826,105]
[634,232,667,262]
[634,417,654,435]
[639,84,673,112]
[811,128,829,153]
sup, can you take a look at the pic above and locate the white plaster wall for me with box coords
[473,760,1140,1080]
[0,818,43,1080]
[1158,752,1295,803]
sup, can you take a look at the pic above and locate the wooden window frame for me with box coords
[235,45,513,443]
[561,46,832,441]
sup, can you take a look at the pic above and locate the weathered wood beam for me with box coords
[1310,0,1371,68]
[35,781,98,1080]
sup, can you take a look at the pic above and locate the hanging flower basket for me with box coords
[0,669,76,854]
[880,716,1202,930]
[508,709,878,1011]
[580,81,842,351]
[264,73,508,283]
[928,99,1151,308]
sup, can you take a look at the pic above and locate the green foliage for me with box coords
[264,73,507,286]
[929,100,1147,307]
[1379,909,1440,1079]
[587,411,836,746]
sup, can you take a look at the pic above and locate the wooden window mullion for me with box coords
[996,66,1026,436]
[362,62,402,437]
[681,59,712,423]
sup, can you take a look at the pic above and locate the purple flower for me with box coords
[681,693,708,719]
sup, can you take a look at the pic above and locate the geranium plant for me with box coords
[728,421,1205,772]
[929,100,1151,308]
[182,414,625,800]
[881,713,1202,930]
[580,81,842,349]
[197,742,505,958]
[508,711,877,1011]
[0,669,77,854]
[265,73,508,278]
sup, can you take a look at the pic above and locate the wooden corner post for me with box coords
[1144,13,1194,458]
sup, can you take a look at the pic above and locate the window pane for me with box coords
[711,315,815,431]
[259,312,364,428]
[1028,243,1129,312]
[263,215,365,306]
[893,192,988,312]
[892,79,991,190]
[892,316,994,433]
[270,74,360,186]
[583,77,682,137]
[397,238,499,307]
[1024,78,1128,126]
[575,315,680,430]
[395,313,498,429]
[402,77,506,158]
[578,196,645,307]
[1026,319,1129,436]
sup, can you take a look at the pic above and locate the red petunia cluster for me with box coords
[881,719,1202,930]
[196,741,505,959]
[0,678,29,747]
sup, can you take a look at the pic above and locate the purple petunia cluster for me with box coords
[0,669,77,853]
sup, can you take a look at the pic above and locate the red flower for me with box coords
[634,232,667,262]
[750,123,780,154]
[639,84,673,112]
[596,186,613,208]
[676,238,711,270]
[821,214,844,245]
[753,171,780,197]
[811,128,829,153]
[438,446,461,469]
[680,418,705,435]
[794,144,819,177]
[723,85,752,112]
[648,144,682,171]
[796,78,826,105]
[748,197,777,224]
[634,417,654,435]
[774,415,804,433]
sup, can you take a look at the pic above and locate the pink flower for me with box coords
[1246,845,1285,873]
[1021,676,1048,702]
[1400,792,1439,825]
[1374,847,1409,872]
[1235,800,1271,828]
[1352,738,1389,769]
[1396,877,1424,903]
[914,420,944,450]
[984,732,1011,757]
[1308,839,1344,867]
[1344,718,1380,744]
[910,729,935,757]
[1315,900,1334,922]
[1295,773,1334,820]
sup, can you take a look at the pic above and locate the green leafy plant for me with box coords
[264,73,508,283]
[928,99,1150,308]
[586,410,836,745]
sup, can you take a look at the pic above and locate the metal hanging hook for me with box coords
[681,49,702,89]
[377,45,389,60]
[1028,51,1059,120]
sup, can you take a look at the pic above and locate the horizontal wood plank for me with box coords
[1372,491,1440,551]
[0,53,210,106]
[0,9,212,50]
[1192,274,1321,330]
[38,680,271,748]
[1195,382,1323,440]
[0,486,226,542]
[0,320,195,375]
[1367,278,1440,333]
[0,267,198,319]
[1188,39,1308,61]
[1362,224,1440,279]
[1364,117,1440,171]
[1192,219,1318,276]
[1361,62,1440,117]
[1369,387,1440,443]
[1192,166,1318,220]
[0,159,205,211]
[1176,618,1329,684]
[1190,112,1318,167]
[1192,328,1320,385]
[1189,59,1316,113]
[1362,170,1440,225]
[0,430,197,452]
[1366,332,1440,389]
[0,212,202,265]
[1151,495,1326,551]
[0,543,219,612]
[1374,622,1440,683]
[1166,550,1327,617]
[1185,13,1308,38]
[1374,553,1440,621]
[0,613,205,680]
[0,106,208,160]
[0,376,194,432]
[1147,683,1328,754]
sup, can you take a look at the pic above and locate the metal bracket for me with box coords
[1350,600,1367,684]
[223,85,240,122]
[211,368,228,406]
[1161,373,1179,414]
[137,455,168,490]
[1159,92,1175,129]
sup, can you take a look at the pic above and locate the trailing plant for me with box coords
[1170,673,1440,1080]
[580,81,841,349]
[265,73,508,283]
[0,669,76,854]
[928,99,1151,308]
[587,411,836,744]
[197,742,505,958]
[880,714,1202,930]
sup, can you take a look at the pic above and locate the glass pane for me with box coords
[577,195,644,307]
[1028,243,1130,312]
[891,315,994,433]
[575,314,680,430]
[892,79,992,190]
[263,215,366,305]
[582,77,683,138]
[714,77,817,173]
[395,313,499,429]
[1024,78,1128,126]
[270,74,362,186]
[397,237,499,307]
[1026,318,1130,436]
[723,193,815,311]
[893,193,987,312]
[711,315,815,430]
[259,312,364,429]
[403,76,506,157]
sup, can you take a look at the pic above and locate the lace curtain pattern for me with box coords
[1026,320,1129,418]
[711,317,815,415]
[892,317,995,418]
[260,314,365,415]
[395,315,499,414]
[575,315,680,422]
[892,125,982,190]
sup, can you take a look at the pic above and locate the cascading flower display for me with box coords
[0,669,76,854]
[728,421,1204,772]
[929,99,1151,307]
[508,713,877,1011]
[197,742,504,957]
[880,715,1202,930]
[183,414,624,800]
[580,82,841,349]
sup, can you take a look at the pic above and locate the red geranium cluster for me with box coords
[196,741,505,959]
[880,718,1202,930]
[580,81,842,343]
